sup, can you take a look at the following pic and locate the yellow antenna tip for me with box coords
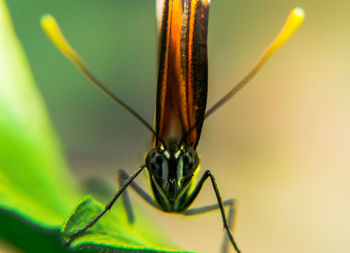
[280,7,305,41]
[40,14,54,25]
[263,6,305,58]
[288,7,305,31]
[40,14,85,71]
[40,14,60,36]
[293,7,306,19]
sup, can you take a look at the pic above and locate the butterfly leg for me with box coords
[183,170,241,253]
[118,169,159,224]
[66,165,146,245]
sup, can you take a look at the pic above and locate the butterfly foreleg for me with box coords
[66,165,146,245]
[183,170,241,253]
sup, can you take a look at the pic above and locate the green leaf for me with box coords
[62,196,195,253]
[0,0,80,228]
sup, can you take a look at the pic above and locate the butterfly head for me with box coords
[145,142,199,205]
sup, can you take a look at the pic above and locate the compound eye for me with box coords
[182,149,198,176]
[151,153,163,169]
[147,150,167,177]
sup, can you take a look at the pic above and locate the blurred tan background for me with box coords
[6,0,350,252]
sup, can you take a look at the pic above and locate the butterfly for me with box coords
[41,1,304,252]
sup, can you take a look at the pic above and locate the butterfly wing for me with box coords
[155,0,210,149]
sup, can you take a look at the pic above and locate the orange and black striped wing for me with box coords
[154,0,210,149]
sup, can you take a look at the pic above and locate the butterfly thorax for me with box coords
[145,142,199,212]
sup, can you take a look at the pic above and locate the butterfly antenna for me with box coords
[180,7,305,147]
[41,15,164,142]
[205,7,305,118]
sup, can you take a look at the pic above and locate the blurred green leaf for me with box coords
[0,0,80,228]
